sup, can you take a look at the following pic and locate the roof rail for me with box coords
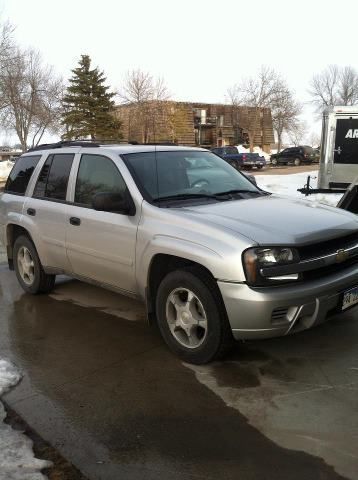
[27,140,101,152]
[26,140,179,153]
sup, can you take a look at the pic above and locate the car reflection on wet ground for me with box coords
[0,264,357,480]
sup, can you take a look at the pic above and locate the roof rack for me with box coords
[26,140,179,153]
[27,140,101,152]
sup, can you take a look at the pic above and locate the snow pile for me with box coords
[0,358,51,480]
[235,145,271,161]
[255,170,344,207]
[0,161,13,182]
[252,146,270,161]
[235,144,249,153]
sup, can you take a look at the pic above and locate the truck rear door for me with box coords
[333,118,358,186]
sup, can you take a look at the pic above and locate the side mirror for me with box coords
[92,192,136,216]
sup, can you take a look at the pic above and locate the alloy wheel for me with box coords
[165,288,208,349]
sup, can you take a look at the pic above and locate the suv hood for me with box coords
[178,195,358,246]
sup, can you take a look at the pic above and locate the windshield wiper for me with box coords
[153,193,227,203]
[214,189,263,196]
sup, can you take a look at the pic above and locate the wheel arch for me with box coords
[6,223,35,270]
[146,253,223,325]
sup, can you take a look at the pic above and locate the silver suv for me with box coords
[0,142,357,364]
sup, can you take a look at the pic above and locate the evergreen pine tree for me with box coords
[62,55,121,140]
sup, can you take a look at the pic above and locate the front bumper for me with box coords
[217,263,358,340]
[244,162,265,166]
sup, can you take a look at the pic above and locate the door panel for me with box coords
[24,153,75,271]
[23,197,73,271]
[66,205,137,292]
[65,154,138,293]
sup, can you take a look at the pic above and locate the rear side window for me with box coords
[33,153,74,201]
[4,155,41,195]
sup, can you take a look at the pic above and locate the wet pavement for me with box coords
[0,264,357,480]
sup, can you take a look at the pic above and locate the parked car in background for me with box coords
[312,148,320,163]
[211,146,266,170]
[210,146,243,169]
[242,152,266,170]
[270,146,315,166]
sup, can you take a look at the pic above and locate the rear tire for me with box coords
[13,235,56,294]
[294,158,301,166]
[155,267,234,364]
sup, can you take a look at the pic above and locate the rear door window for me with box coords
[74,154,127,207]
[33,153,74,201]
[4,155,41,195]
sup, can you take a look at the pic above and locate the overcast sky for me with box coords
[1,0,358,144]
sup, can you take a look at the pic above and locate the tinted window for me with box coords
[75,154,127,206]
[5,155,41,195]
[34,153,74,201]
[224,147,239,155]
[123,150,259,201]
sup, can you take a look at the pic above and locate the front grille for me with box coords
[302,256,358,281]
[299,232,358,261]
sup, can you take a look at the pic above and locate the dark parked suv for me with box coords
[270,146,315,166]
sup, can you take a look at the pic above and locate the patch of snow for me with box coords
[235,144,249,153]
[252,146,271,161]
[0,161,13,182]
[235,145,271,161]
[255,170,344,207]
[0,358,51,480]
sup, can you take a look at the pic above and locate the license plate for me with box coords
[342,286,358,311]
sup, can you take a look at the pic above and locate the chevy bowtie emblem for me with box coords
[336,249,349,263]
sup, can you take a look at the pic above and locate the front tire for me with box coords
[14,235,56,294]
[294,158,301,166]
[155,268,234,364]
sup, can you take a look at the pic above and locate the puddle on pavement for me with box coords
[49,277,146,322]
[1,265,356,480]
[185,332,358,480]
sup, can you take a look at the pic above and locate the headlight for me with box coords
[243,247,300,286]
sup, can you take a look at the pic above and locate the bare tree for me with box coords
[288,121,308,146]
[227,66,287,151]
[339,66,358,105]
[0,48,63,151]
[308,131,320,148]
[271,86,302,152]
[0,19,15,64]
[309,65,358,111]
[0,19,16,111]
[120,69,170,143]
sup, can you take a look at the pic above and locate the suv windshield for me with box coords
[122,150,260,203]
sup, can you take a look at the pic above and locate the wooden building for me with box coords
[115,101,274,152]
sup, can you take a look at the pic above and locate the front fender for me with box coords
[136,234,244,299]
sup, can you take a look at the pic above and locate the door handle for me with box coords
[69,217,81,226]
[27,208,36,216]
